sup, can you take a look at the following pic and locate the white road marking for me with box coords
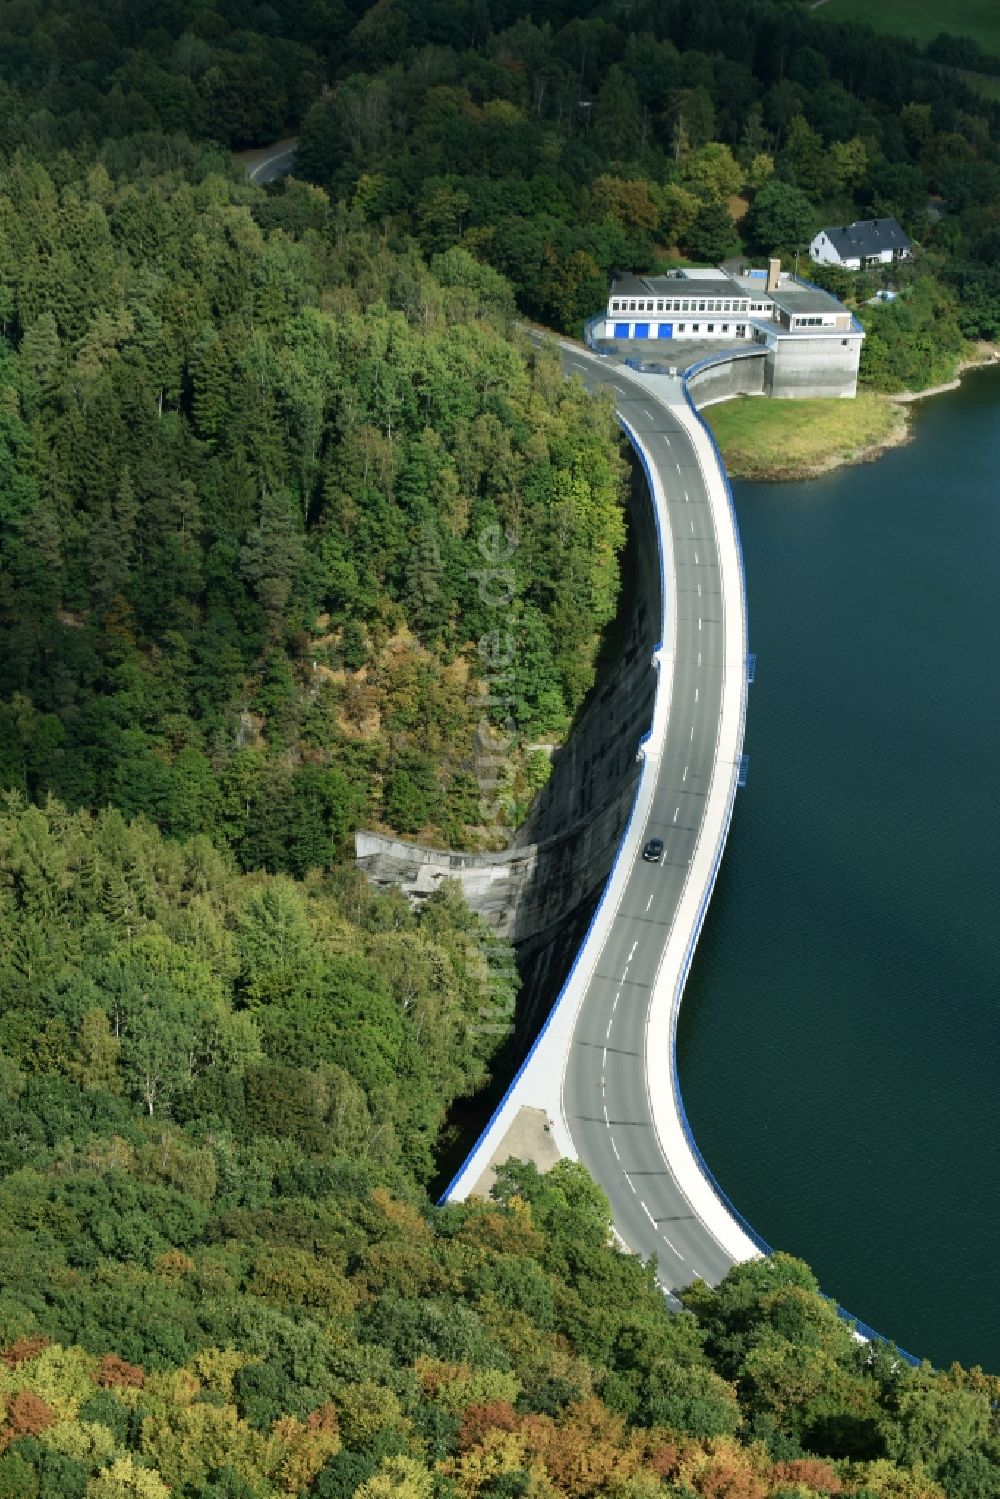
[611,1136,620,1160]
[689,519,694,532]
[698,651,702,665]
[606,1018,613,1039]
[603,1102,609,1122]
[689,725,694,740]
[612,992,620,1012]
[661,1234,685,1262]
[645,892,653,911]
[624,1173,637,1194]
[673,807,679,821]
[694,551,699,564]
[698,617,702,631]
[682,765,688,781]
[628,941,637,960]
[695,687,699,701]
[641,1201,656,1225]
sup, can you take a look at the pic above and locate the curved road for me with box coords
[445,337,755,1296]
[243,140,298,184]
[560,348,740,1291]
[240,131,746,1285]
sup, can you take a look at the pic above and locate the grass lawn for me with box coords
[965,70,1000,99]
[816,0,1000,55]
[704,393,906,481]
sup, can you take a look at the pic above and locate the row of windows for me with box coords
[612,323,749,337]
[610,297,749,314]
[793,315,832,327]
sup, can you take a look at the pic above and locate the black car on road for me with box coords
[642,837,664,863]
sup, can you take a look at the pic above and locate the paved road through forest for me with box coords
[547,343,748,1293]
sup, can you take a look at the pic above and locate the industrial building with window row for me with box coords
[597,260,865,399]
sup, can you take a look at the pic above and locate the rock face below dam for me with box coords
[355,458,660,1035]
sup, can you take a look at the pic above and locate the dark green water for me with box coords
[679,366,1000,1371]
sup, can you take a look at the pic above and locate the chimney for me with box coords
[766,257,780,293]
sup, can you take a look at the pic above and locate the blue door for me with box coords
[614,322,629,339]
[657,323,673,339]
[634,322,649,339]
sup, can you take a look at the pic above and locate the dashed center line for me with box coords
[682,765,688,781]
[645,892,653,911]
[673,806,679,821]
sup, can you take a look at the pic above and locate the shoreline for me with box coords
[888,342,1000,404]
[719,343,1000,483]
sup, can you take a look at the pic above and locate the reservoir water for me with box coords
[678,367,1000,1372]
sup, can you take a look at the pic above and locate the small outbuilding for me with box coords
[809,217,912,270]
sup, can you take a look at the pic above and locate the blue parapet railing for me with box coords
[676,360,921,1370]
[583,313,612,353]
[789,272,865,338]
[441,325,923,1372]
[436,424,663,1211]
[681,346,766,384]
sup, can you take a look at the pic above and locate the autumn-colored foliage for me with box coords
[773,1457,842,1492]
[0,1335,51,1368]
[458,1400,521,1452]
[0,1390,57,1448]
[153,1248,196,1279]
[646,1442,681,1479]
[97,1352,146,1388]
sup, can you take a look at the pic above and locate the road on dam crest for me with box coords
[445,338,759,1299]
[238,143,757,1296]
[563,350,738,1290]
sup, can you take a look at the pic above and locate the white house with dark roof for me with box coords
[809,217,912,270]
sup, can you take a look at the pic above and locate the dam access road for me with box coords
[445,338,760,1298]
[236,146,759,1294]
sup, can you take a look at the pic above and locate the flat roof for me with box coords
[770,284,845,315]
[610,272,748,303]
[659,277,746,301]
[749,317,861,340]
[610,272,654,297]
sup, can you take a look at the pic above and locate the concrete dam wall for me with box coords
[356,462,661,954]
[683,350,766,407]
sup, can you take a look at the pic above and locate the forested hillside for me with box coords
[0,145,625,860]
[295,0,1000,387]
[3,4,1000,1497]
[2,802,1000,1499]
